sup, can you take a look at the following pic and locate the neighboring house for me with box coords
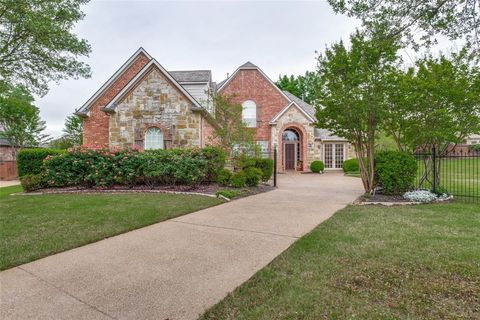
[76,48,354,171]
[0,136,17,180]
[464,134,480,145]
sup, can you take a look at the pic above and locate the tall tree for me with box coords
[315,31,401,193]
[383,49,480,153]
[0,85,50,155]
[0,0,91,96]
[276,71,320,104]
[328,0,480,53]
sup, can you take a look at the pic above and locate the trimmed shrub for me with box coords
[253,158,273,181]
[375,151,417,195]
[17,148,64,177]
[310,160,325,173]
[216,168,232,186]
[42,147,225,188]
[231,171,247,188]
[20,174,46,192]
[244,167,263,187]
[342,158,359,173]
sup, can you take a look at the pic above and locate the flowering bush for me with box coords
[403,190,450,203]
[42,147,225,188]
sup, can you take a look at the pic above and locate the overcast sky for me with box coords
[37,0,363,137]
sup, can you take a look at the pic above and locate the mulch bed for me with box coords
[19,183,276,199]
[358,193,410,203]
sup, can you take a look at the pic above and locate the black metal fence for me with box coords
[413,147,479,201]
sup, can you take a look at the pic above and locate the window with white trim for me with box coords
[242,100,256,127]
[144,127,164,150]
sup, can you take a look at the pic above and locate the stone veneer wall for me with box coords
[270,105,318,172]
[83,53,150,149]
[109,67,202,149]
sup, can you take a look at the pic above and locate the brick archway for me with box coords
[277,123,308,172]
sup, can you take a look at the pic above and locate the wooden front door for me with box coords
[285,144,295,170]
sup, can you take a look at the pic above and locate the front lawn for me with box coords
[0,186,223,270]
[201,203,480,319]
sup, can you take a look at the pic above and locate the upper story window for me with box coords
[144,127,164,150]
[242,100,256,127]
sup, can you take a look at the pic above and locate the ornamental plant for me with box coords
[374,151,417,194]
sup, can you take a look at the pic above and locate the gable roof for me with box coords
[314,128,348,141]
[269,101,316,124]
[77,47,152,114]
[103,59,203,111]
[217,62,291,102]
[169,70,211,83]
[281,91,316,120]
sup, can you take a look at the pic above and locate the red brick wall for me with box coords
[219,69,290,147]
[82,53,150,149]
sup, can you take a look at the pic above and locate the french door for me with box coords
[324,143,345,169]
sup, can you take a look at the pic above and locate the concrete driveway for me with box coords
[1,173,363,320]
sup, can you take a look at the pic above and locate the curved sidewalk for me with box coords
[1,173,363,320]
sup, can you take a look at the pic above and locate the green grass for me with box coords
[344,171,361,177]
[0,186,223,270]
[201,203,480,319]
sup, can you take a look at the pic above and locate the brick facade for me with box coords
[219,69,290,148]
[82,53,150,149]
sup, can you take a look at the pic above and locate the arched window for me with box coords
[283,129,299,141]
[242,100,256,127]
[144,127,164,150]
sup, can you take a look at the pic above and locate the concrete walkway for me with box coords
[0,180,20,188]
[1,173,363,320]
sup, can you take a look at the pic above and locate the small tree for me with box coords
[315,31,401,193]
[209,94,255,158]
[63,114,83,146]
[0,85,50,156]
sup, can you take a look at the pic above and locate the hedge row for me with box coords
[27,147,225,189]
[17,148,65,177]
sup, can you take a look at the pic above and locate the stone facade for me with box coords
[82,53,150,149]
[270,105,318,171]
[109,68,202,149]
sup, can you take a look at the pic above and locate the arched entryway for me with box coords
[283,128,300,170]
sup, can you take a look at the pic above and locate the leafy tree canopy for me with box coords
[0,85,50,153]
[315,30,401,192]
[276,71,320,104]
[0,0,91,96]
[328,0,480,53]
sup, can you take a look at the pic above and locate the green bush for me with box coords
[252,158,273,181]
[231,171,247,188]
[216,168,232,186]
[310,160,325,173]
[17,148,64,177]
[342,158,359,173]
[215,189,241,199]
[20,174,46,192]
[42,147,225,188]
[470,144,480,152]
[375,151,417,195]
[244,167,262,187]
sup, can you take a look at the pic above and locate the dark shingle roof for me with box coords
[0,137,11,146]
[282,91,316,119]
[314,128,348,141]
[169,70,211,83]
[239,61,257,69]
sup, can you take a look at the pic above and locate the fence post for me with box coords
[273,146,277,187]
[432,146,437,194]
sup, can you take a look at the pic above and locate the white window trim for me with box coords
[144,127,164,150]
[242,100,257,128]
[322,143,346,170]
